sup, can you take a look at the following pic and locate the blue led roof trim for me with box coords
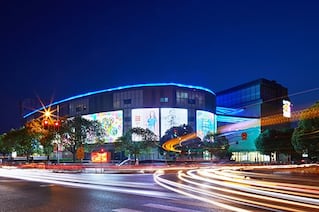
[24,83,215,118]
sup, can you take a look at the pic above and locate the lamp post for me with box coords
[100,148,104,174]
[55,105,60,164]
[41,105,61,164]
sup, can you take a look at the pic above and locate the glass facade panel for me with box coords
[217,84,261,107]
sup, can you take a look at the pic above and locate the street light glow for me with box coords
[44,110,51,118]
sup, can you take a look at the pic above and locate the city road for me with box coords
[1,165,319,211]
[0,168,215,212]
[154,164,319,211]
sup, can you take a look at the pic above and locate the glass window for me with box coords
[188,99,196,104]
[177,92,188,98]
[123,99,131,104]
[160,97,168,102]
[176,91,189,105]
[76,106,82,112]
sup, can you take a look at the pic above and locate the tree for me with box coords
[0,133,13,157]
[58,116,105,162]
[115,127,158,163]
[202,132,231,160]
[255,128,295,161]
[292,102,319,161]
[25,118,55,161]
[83,119,106,154]
[277,129,294,154]
[2,127,34,162]
[255,129,274,157]
[159,124,200,160]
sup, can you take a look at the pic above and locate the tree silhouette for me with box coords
[58,116,105,162]
[115,127,158,163]
[292,102,319,161]
[202,132,231,160]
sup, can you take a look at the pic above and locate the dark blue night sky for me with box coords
[1,0,319,133]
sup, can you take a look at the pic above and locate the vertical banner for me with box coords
[132,108,160,140]
[196,110,216,139]
[160,108,188,137]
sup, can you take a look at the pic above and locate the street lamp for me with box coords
[40,105,61,164]
[100,148,104,173]
[44,110,52,119]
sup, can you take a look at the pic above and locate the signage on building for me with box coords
[91,152,109,163]
[241,132,247,140]
[282,100,291,118]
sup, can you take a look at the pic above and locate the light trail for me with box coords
[161,133,197,153]
[154,165,319,211]
[178,170,291,212]
[193,169,319,208]
[153,170,250,212]
[0,168,175,199]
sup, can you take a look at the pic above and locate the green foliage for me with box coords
[115,127,158,161]
[58,116,105,162]
[160,124,194,144]
[1,127,35,161]
[292,102,319,159]
[0,133,12,155]
[25,118,55,159]
[255,129,272,156]
[158,124,196,160]
[255,128,295,157]
[202,132,231,160]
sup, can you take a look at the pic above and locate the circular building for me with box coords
[23,83,217,161]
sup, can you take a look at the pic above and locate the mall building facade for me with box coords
[23,83,217,161]
[22,79,290,163]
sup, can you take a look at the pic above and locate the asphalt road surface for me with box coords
[0,168,217,212]
[1,165,319,212]
[154,165,319,211]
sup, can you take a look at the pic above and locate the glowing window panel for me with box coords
[82,110,123,143]
[160,108,188,137]
[132,108,160,140]
[196,110,216,139]
[91,152,109,163]
[283,100,291,118]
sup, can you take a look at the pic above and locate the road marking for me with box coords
[112,208,142,212]
[39,184,55,187]
[0,179,22,183]
[144,203,199,212]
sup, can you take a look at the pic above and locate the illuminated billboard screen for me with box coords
[196,110,216,139]
[83,110,123,143]
[283,100,291,118]
[160,108,188,136]
[132,108,160,139]
[91,152,110,163]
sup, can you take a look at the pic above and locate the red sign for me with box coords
[241,132,247,140]
[91,152,109,163]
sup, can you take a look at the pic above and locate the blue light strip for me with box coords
[216,106,244,115]
[217,115,258,123]
[24,83,215,118]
